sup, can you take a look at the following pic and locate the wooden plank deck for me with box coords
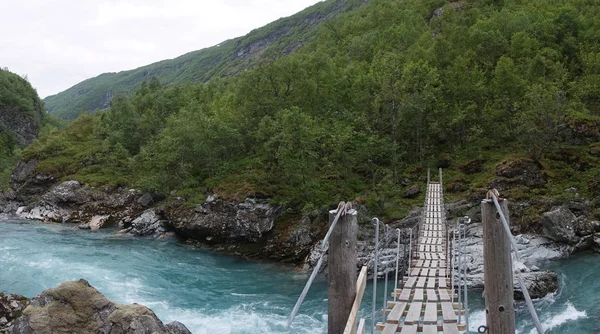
[379,181,464,333]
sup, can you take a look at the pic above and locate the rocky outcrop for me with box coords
[124,209,166,236]
[0,108,40,147]
[540,206,579,244]
[0,293,29,329]
[3,279,191,334]
[166,195,278,243]
[402,185,420,199]
[451,213,567,299]
[489,158,546,191]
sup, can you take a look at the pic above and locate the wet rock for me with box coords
[5,279,191,334]
[41,180,89,205]
[165,321,192,334]
[0,293,29,331]
[128,209,166,236]
[402,185,420,199]
[451,216,566,299]
[78,215,110,231]
[515,270,559,300]
[540,206,579,244]
[166,196,277,243]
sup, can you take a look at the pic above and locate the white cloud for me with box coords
[0,0,323,98]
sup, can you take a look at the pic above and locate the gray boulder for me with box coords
[167,196,277,243]
[402,185,420,199]
[5,279,191,334]
[127,209,166,236]
[540,207,580,244]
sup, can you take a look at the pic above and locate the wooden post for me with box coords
[329,209,358,334]
[427,168,431,184]
[481,199,515,334]
[438,168,443,188]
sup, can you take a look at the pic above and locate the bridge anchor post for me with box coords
[481,198,516,334]
[328,208,358,334]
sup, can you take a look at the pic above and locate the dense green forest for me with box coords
[42,0,367,120]
[19,0,600,218]
[0,69,65,186]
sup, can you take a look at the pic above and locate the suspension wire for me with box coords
[488,191,545,334]
[462,218,471,333]
[286,202,347,328]
[371,218,380,334]
[394,228,401,302]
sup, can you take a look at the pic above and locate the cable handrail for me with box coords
[286,201,351,328]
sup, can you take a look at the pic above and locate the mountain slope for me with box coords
[43,0,366,120]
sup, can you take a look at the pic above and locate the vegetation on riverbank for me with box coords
[11,0,600,228]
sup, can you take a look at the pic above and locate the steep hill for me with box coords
[43,0,367,120]
[0,69,44,146]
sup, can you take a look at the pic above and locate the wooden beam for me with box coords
[482,198,516,333]
[328,209,358,334]
[343,266,368,334]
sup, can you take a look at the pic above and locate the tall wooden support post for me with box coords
[481,199,515,334]
[439,168,443,188]
[427,168,431,184]
[328,209,358,334]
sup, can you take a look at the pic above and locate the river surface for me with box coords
[0,220,597,333]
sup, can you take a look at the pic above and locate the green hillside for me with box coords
[43,0,366,120]
[20,0,600,227]
[0,68,64,186]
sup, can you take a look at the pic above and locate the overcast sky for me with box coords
[0,0,323,98]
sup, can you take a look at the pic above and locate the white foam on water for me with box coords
[468,309,487,332]
[529,301,587,334]
[144,301,326,334]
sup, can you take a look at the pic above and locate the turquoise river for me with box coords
[0,220,597,333]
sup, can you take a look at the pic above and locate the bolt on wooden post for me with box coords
[328,208,358,334]
[481,198,516,334]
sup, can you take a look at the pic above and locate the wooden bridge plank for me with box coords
[381,323,398,334]
[413,288,424,302]
[438,277,448,289]
[405,276,417,288]
[404,302,423,325]
[400,324,417,334]
[423,324,438,334]
[387,302,408,324]
[441,302,457,323]
[428,268,436,277]
[423,303,438,324]
[438,289,451,302]
[416,276,427,289]
[399,288,412,302]
[427,277,436,289]
[426,289,438,302]
[442,323,460,334]
[411,268,421,276]
[416,260,424,268]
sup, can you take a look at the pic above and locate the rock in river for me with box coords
[4,279,191,334]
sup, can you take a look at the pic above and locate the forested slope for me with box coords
[0,69,64,187]
[43,0,366,120]
[19,0,600,227]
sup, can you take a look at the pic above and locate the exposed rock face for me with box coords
[0,293,29,329]
[540,206,579,244]
[166,196,278,243]
[4,279,191,334]
[0,108,40,146]
[450,209,566,299]
[489,158,546,190]
[125,209,166,236]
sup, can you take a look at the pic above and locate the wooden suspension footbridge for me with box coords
[287,168,544,334]
[377,181,464,334]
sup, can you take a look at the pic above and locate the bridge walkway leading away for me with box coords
[376,182,466,334]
